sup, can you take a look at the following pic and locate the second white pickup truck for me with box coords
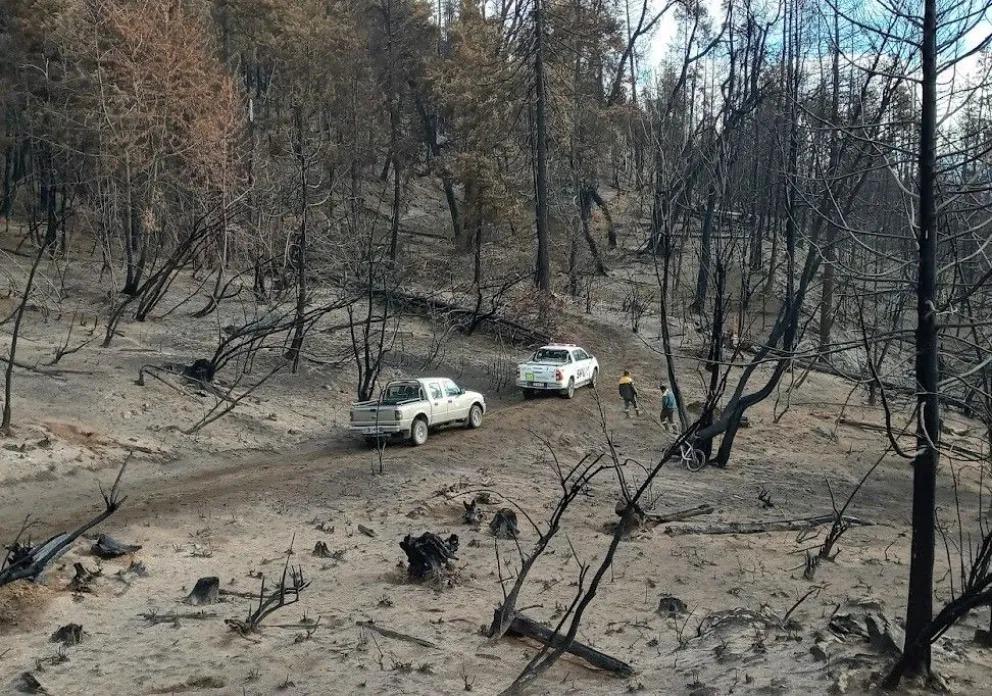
[517,343,599,399]
[349,378,486,446]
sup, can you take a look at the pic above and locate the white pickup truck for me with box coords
[517,344,599,399]
[349,378,486,446]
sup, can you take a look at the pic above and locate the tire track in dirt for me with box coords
[0,391,603,536]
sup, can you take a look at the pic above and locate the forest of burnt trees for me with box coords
[4,0,992,689]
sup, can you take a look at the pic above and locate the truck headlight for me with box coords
[394,410,402,421]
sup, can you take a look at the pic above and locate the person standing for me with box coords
[660,383,678,432]
[618,370,641,417]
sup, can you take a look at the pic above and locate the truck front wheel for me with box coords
[411,417,429,446]
[467,403,484,429]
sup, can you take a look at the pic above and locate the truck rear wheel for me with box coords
[563,378,575,399]
[411,417,429,446]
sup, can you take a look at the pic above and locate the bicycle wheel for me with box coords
[683,447,707,472]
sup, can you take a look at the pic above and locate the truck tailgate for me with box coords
[351,404,391,427]
[519,363,559,383]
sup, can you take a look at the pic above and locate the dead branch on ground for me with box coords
[45,311,94,365]
[356,620,438,649]
[225,554,311,635]
[0,454,129,587]
[182,362,286,435]
[664,513,872,537]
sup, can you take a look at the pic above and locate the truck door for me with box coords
[571,349,591,383]
[427,381,446,423]
[443,379,468,421]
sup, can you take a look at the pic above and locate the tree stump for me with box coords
[463,499,483,525]
[657,595,687,616]
[183,359,216,383]
[69,563,100,593]
[399,532,459,580]
[613,500,646,536]
[50,623,84,645]
[490,508,518,539]
[184,577,220,606]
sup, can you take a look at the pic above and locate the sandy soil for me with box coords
[3,207,992,696]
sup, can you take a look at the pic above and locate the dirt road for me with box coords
[3,377,927,549]
[0,391,605,537]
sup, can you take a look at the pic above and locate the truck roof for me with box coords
[387,377,450,383]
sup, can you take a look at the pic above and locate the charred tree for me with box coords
[897,0,940,679]
[533,0,551,291]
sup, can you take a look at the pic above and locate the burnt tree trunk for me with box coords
[699,262,725,460]
[286,106,308,370]
[1,144,14,217]
[692,184,717,312]
[579,186,607,276]
[122,158,140,295]
[587,186,616,249]
[2,239,51,434]
[898,0,940,679]
[657,213,689,431]
[533,0,551,291]
[818,12,842,350]
[411,87,461,243]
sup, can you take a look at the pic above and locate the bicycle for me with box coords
[680,440,707,472]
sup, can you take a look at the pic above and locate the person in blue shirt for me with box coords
[660,383,678,432]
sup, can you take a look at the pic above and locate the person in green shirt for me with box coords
[660,383,678,432]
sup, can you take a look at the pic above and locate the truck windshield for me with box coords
[531,349,570,364]
[381,382,421,404]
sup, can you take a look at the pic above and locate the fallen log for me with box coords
[614,503,714,525]
[839,417,988,461]
[610,502,714,536]
[497,610,633,677]
[664,514,872,536]
[356,620,438,649]
[0,356,95,377]
[140,610,217,626]
[0,458,128,587]
[368,288,550,347]
[648,504,715,524]
[91,533,141,559]
[838,417,908,436]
